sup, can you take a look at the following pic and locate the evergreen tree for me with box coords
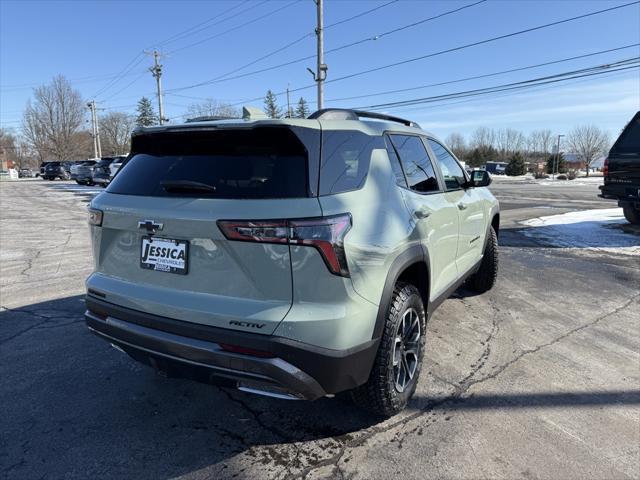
[295,97,310,119]
[264,90,282,119]
[505,152,527,176]
[546,153,567,174]
[464,145,498,168]
[135,97,157,127]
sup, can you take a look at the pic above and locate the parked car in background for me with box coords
[599,110,640,224]
[484,161,507,175]
[70,160,98,185]
[42,161,72,180]
[109,155,128,179]
[18,168,36,178]
[91,157,117,186]
[39,162,52,177]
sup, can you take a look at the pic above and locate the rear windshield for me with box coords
[611,113,640,154]
[107,127,309,198]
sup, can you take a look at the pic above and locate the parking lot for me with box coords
[1,179,638,479]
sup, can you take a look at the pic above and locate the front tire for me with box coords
[623,206,639,225]
[467,226,498,293]
[351,283,426,417]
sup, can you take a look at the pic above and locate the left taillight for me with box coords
[88,207,103,226]
[218,213,352,277]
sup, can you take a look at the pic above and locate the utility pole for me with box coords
[286,84,291,118]
[553,134,564,180]
[149,50,166,125]
[315,0,327,109]
[87,100,102,159]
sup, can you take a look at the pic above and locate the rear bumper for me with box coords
[599,183,640,208]
[85,295,379,400]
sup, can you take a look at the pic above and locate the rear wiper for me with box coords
[161,180,217,193]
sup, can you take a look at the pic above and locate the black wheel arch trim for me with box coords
[372,244,430,340]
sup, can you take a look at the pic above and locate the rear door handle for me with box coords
[457,202,468,211]
[414,208,431,219]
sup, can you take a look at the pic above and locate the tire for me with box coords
[467,226,498,293]
[351,283,426,417]
[76,180,83,185]
[623,206,640,225]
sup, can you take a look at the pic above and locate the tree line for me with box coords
[445,125,610,176]
[1,74,610,176]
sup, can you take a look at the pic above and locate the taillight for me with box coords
[603,157,609,177]
[88,207,103,226]
[218,213,352,277]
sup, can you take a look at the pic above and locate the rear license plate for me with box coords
[140,236,189,274]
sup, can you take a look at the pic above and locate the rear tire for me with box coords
[623,206,640,225]
[467,226,498,293]
[350,283,426,417]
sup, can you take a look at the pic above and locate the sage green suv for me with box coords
[84,108,499,417]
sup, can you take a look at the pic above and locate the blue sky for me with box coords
[1,0,639,140]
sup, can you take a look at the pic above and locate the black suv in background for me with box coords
[599,111,640,224]
[91,157,117,187]
[42,162,72,180]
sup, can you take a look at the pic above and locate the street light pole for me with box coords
[553,134,564,180]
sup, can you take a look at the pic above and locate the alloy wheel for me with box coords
[392,307,421,393]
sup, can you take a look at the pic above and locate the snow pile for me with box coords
[520,208,640,256]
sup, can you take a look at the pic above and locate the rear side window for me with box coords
[389,134,439,193]
[427,139,466,191]
[108,128,309,199]
[611,114,640,153]
[384,135,408,187]
[319,131,384,195]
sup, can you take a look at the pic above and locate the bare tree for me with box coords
[470,127,496,149]
[100,112,134,155]
[22,75,85,161]
[495,128,524,160]
[567,125,610,176]
[445,132,466,159]
[186,98,240,119]
[538,129,553,155]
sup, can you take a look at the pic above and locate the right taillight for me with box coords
[218,213,352,277]
[603,157,609,177]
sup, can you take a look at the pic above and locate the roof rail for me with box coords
[308,108,420,128]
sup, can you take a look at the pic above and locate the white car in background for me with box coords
[109,155,128,179]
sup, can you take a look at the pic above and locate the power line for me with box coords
[153,1,253,48]
[167,1,299,55]
[222,0,639,106]
[323,0,640,87]
[322,43,640,104]
[88,1,260,100]
[166,0,488,92]
[353,58,639,110]
[324,0,400,29]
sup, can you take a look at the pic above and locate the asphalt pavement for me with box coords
[1,179,638,480]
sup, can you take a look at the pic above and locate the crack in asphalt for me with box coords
[0,304,80,345]
[289,293,639,480]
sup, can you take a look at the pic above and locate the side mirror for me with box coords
[470,170,491,187]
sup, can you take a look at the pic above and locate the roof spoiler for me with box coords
[308,108,420,128]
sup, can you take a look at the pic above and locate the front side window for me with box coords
[428,139,466,191]
[389,134,439,193]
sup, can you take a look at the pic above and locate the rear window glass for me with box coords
[611,114,640,153]
[107,128,309,199]
[319,131,384,195]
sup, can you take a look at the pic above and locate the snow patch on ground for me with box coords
[520,208,640,256]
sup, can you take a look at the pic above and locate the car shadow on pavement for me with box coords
[0,295,381,479]
[3,295,640,479]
